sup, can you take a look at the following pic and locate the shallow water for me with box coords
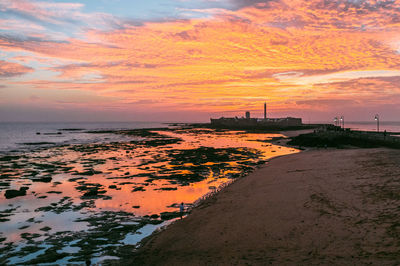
[0,127,298,264]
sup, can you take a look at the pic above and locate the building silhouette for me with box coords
[210,103,302,128]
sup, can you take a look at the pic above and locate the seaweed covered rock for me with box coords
[5,187,29,199]
[160,211,181,220]
[82,188,107,198]
[31,176,52,183]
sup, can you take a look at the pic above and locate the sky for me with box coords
[1,0,400,122]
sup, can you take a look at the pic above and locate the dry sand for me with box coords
[131,148,400,265]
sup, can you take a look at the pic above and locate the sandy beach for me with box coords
[132,148,400,265]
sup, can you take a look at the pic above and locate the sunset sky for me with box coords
[1,0,400,122]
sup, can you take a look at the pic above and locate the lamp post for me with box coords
[334,117,338,127]
[340,116,344,129]
[374,114,379,132]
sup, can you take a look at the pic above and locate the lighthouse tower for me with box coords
[264,102,267,120]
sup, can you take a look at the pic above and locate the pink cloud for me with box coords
[0,60,33,77]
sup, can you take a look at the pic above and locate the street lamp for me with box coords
[340,116,344,129]
[374,114,379,132]
[334,117,338,127]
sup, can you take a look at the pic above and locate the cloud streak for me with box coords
[0,60,33,77]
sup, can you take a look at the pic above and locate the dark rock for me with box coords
[18,225,30,230]
[20,232,41,240]
[46,191,62,194]
[160,211,181,220]
[83,189,99,197]
[73,169,102,176]
[5,187,28,199]
[0,155,20,162]
[40,226,51,231]
[155,187,177,191]
[32,176,52,183]
[82,188,107,198]
[132,186,145,192]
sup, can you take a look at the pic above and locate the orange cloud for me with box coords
[2,0,400,120]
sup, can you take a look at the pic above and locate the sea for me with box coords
[0,122,166,153]
[1,121,400,153]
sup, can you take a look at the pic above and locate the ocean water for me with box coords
[0,122,166,153]
[3,121,399,153]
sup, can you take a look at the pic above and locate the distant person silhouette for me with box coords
[179,202,184,219]
[384,130,387,140]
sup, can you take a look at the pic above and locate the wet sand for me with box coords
[132,148,400,265]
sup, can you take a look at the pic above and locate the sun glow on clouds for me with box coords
[1,0,400,121]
